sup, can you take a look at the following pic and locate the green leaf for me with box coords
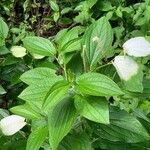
[0,46,10,55]
[55,29,68,44]
[0,109,9,119]
[123,68,143,93]
[74,96,109,124]
[98,1,115,11]
[0,85,6,95]
[10,103,42,119]
[20,67,62,86]
[49,0,59,12]
[59,133,93,150]
[142,79,150,97]
[76,72,123,96]
[67,53,84,76]
[115,6,123,18]
[48,96,77,150]
[82,17,113,70]
[19,85,50,102]
[18,85,50,109]
[94,138,150,150]
[133,108,150,124]
[1,140,26,150]
[74,0,97,24]
[0,37,4,47]
[23,36,56,56]
[53,12,60,22]
[95,107,150,143]
[31,118,47,130]
[26,126,48,150]
[61,38,82,53]
[57,27,80,51]
[43,81,70,113]
[0,18,9,40]
[19,68,63,110]
[61,7,72,15]
[139,100,150,115]
[133,108,150,133]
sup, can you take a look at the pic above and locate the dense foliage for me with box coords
[0,0,150,150]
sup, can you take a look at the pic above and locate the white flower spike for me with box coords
[123,37,150,57]
[113,56,139,81]
[11,46,27,58]
[0,115,26,136]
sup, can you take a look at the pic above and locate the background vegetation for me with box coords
[0,0,150,149]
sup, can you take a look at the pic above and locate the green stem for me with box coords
[82,45,88,72]
[94,62,112,71]
[63,63,68,80]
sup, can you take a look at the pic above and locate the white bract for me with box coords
[0,115,26,136]
[113,56,139,81]
[32,53,45,59]
[123,37,150,57]
[11,46,27,58]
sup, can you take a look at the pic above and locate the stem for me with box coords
[63,63,68,80]
[82,45,88,72]
[112,71,117,80]
[94,62,112,71]
[55,57,68,80]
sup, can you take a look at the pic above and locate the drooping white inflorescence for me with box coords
[32,53,45,59]
[113,56,139,81]
[0,115,26,136]
[11,46,27,58]
[123,37,150,57]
